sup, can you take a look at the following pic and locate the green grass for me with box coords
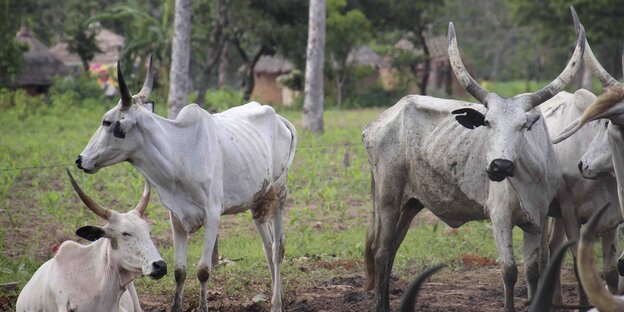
[0,95,537,308]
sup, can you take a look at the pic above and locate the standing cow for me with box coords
[16,169,165,312]
[75,56,297,312]
[363,22,585,312]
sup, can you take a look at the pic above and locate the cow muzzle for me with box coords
[75,155,98,174]
[486,159,514,182]
[148,260,167,279]
[578,161,603,180]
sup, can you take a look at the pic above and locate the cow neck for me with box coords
[608,125,624,210]
[129,110,197,186]
[86,239,129,310]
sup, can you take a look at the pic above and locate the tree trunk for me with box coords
[580,64,593,92]
[335,70,346,109]
[218,43,229,88]
[167,0,192,119]
[242,48,268,101]
[302,0,326,134]
[417,31,430,96]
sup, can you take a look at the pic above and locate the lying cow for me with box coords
[363,19,585,312]
[75,56,297,312]
[16,168,166,312]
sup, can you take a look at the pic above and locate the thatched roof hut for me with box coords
[50,29,124,70]
[14,26,68,95]
[251,55,295,105]
[346,46,388,68]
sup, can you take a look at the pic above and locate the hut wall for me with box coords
[251,73,283,105]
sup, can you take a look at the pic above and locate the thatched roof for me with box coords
[346,46,388,68]
[50,29,125,66]
[394,35,447,60]
[254,55,294,74]
[14,26,68,86]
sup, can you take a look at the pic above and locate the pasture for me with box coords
[0,92,584,311]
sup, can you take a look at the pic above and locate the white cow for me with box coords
[16,168,165,312]
[75,57,297,312]
[363,21,584,312]
[540,90,622,303]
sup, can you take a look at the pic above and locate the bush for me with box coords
[48,74,104,103]
[197,88,244,113]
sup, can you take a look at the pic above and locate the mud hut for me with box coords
[51,29,125,74]
[14,26,68,95]
[251,55,294,106]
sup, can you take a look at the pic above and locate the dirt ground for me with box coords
[130,265,582,312]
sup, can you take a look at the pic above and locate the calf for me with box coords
[16,168,166,312]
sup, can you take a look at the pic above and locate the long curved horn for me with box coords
[578,203,624,312]
[528,240,575,312]
[448,22,489,104]
[117,61,132,110]
[137,54,154,99]
[398,263,445,312]
[528,15,585,107]
[66,167,111,220]
[570,6,619,88]
[134,181,151,216]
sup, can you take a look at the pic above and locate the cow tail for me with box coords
[364,172,377,291]
[276,115,298,185]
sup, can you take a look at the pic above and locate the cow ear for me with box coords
[525,112,541,131]
[144,101,155,113]
[113,118,136,139]
[76,225,106,241]
[452,108,486,129]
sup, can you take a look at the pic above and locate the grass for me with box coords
[0,94,542,309]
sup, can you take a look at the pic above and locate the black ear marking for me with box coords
[76,226,106,241]
[526,113,541,131]
[113,121,126,138]
[452,108,486,129]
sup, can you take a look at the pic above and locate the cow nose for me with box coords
[150,260,167,279]
[486,159,514,181]
[76,155,83,169]
[578,161,583,174]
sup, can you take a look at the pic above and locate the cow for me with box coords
[551,9,624,288]
[16,168,165,312]
[540,88,622,304]
[75,56,297,312]
[362,20,585,312]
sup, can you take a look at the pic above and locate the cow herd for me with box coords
[13,6,624,312]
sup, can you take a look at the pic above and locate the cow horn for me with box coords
[134,181,151,216]
[528,11,585,107]
[578,203,624,312]
[137,54,154,99]
[570,7,620,88]
[447,22,490,105]
[528,240,574,312]
[398,263,445,312]
[117,61,133,110]
[66,167,112,220]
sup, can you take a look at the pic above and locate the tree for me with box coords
[325,0,370,108]
[353,0,442,95]
[303,0,326,134]
[510,0,624,81]
[168,0,192,118]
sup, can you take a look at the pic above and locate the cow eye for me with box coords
[122,232,132,237]
[102,120,112,127]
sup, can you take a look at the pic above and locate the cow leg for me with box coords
[373,199,401,312]
[602,227,619,293]
[548,218,567,305]
[523,224,545,301]
[270,198,285,312]
[253,218,276,283]
[365,174,379,292]
[197,212,220,312]
[491,213,517,312]
[560,208,589,307]
[170,212,189,312]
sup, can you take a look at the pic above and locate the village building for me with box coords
[50,28,125,74]
[251,55,295,106]
[14,26,68,95]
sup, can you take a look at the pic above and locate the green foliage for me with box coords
[48,74,105,102]
[0,38,26,88]
[276,69,303,91]
[188,88,244,113]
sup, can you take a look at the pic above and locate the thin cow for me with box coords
[16,168,166,312]
[75,56,297,312]
[363,21,584,312]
